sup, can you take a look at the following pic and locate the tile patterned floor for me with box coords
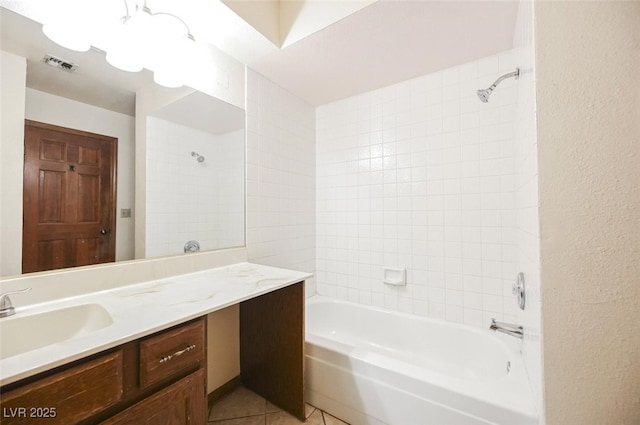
[208,385,349,425]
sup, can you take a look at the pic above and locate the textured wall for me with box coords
[536,2,640,424]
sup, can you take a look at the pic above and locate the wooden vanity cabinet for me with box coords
[0,350,124,424]
[0,280,306,424]
[100,369,205,425]
[0,318,206,425]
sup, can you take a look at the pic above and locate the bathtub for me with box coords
[305,296,537,425]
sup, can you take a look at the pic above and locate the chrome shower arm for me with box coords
[477,67,520,103]
[488,68,520,90]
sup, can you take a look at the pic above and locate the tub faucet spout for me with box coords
[0,288,31,318]
[490,318,523,339]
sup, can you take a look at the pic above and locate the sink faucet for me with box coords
[0,288,32,318]
[490,318,523,339]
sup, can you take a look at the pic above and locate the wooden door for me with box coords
[22,120,117,273]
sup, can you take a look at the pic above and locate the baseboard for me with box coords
[207,375,241,410]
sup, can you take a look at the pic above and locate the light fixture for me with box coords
[105,4,152,73]
[42,19,91,52]
[41,0,198,87]
[153,32,197,88]
[148,12,198,88]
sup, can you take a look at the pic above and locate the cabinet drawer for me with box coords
[139,319,205,389]
[0,350,123,424]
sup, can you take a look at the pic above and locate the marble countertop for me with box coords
[0,262,311,386]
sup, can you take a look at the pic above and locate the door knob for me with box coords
[100,228,110,235]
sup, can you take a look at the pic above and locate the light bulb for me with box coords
[153,65,184,88]
[179,33,199,66]
[128,6,153,40]
[151,32,197,88]
[104,10,151,73]
[106,49,144,73]
[42,21,91,52]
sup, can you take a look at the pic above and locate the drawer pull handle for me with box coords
[159,344,196,364]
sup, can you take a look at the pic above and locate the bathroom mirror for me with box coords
[144,91,245,258]
[0,7,246,276]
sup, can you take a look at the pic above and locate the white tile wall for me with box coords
[513,0,543,420]
[316,51,522,327]
[246,69,316,293]
[146,118,244,256]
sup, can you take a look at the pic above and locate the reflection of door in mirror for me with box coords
[22,120,117,273]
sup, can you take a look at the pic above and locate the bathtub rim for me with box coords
[305,295,538,422]
[305,295,523,353]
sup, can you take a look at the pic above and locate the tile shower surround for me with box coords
[146,118,244,257]
[316,51,522,327]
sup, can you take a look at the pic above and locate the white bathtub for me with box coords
[305,296,537,425]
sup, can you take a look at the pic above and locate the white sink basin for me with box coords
[0,304,113,360]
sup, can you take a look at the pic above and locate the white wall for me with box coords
[206,304,239,393]
[146,119,244,256]
[0,51,27,277]
[316,51,521,326]
[184,41,247,112]
[24,88,136,263]
[245,69,316,295]
[536,2,640,424]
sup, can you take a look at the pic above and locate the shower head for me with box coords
[477,68,520,103]
[191,151,205,163]
[477,88,493,103]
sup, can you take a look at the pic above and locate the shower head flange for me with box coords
[191,151,205,163]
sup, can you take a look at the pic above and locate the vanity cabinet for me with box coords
[0,318,206,425]
[100,370,205,425]
[0,350,124,424]
[0,280,306,424]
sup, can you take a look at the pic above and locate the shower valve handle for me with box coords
[513,272,525,310]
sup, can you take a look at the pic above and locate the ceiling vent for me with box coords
[42,54,79,73]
